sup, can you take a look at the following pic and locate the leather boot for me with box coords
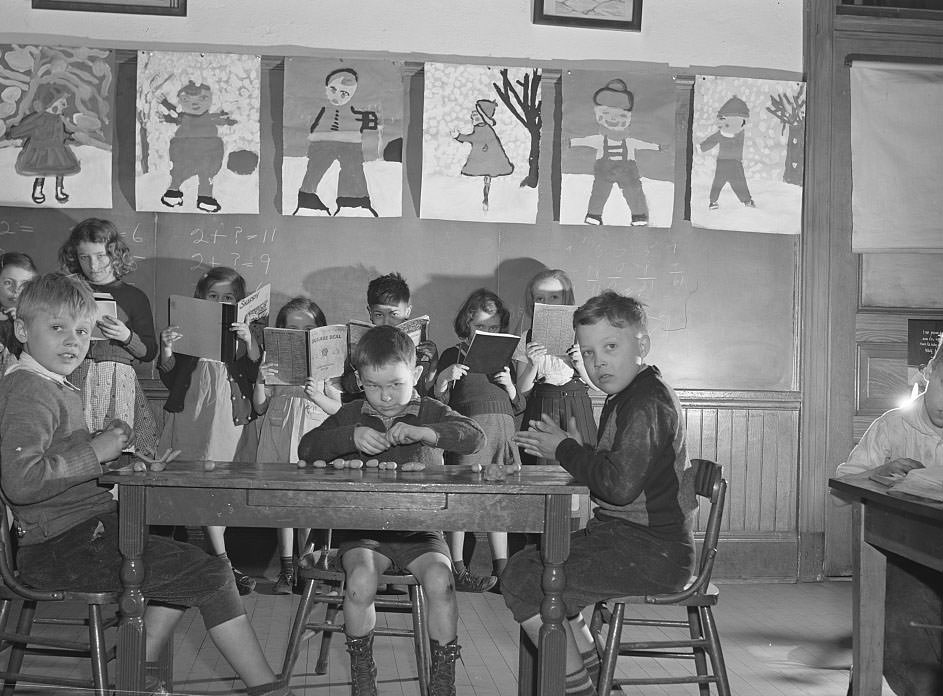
[293,190,330,215]
[344,631,378,696]
[429,638,461,696]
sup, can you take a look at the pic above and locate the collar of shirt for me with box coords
[361,391,422,425]
[9,352,81,391]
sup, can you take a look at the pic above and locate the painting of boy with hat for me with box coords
[698,95,756,210]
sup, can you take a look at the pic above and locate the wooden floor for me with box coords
[3,578,896,696]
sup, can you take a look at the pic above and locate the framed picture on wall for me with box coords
[32,0,186,15]
[532,0,642,31]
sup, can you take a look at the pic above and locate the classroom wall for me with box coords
[3,1,802,72]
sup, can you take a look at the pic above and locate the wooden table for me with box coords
[828,473,943,696]
[101,462,588,696]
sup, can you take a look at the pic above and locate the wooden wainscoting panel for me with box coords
[856,341,908,415]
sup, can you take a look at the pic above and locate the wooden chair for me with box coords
[589,458,731,696]
[0,501,117,696]
[280,532,431,696]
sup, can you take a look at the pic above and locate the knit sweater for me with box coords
[555,365,696,534]
[298,394,485,466]
[0,366,114,546]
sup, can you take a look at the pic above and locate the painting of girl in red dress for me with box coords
[8,84,81,205]
[454,99,514,212]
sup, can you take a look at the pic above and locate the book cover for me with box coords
[238,284,271,325]
[347,320,373,355]
[346,315,430,353]
[263,325,347,385]
[531,303,578,356]
[462,330,521,374]
[91,292,118,341]
[168,295,237,362]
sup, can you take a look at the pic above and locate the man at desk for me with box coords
[835,336,943,696]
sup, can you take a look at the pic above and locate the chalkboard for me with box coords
[0,53,798,391]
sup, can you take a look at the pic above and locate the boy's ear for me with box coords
[354,370,363,388]
[639,333,651,360]
[403,303,412,319]
[12,317,28,344]
[412,363,423,385]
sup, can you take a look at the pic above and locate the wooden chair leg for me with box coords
[589,601,603,639]
[0,599,14,653]
[701,607,731,696]
[280,578,319,680]
[88,604,108,696]
[597,602,624,696]
[517,626,536,696]
[410,584,429,696]
[315,599,342,675]
[2,600,36,696]
[686,605,710,696]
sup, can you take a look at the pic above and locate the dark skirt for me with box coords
[520,378,597,466]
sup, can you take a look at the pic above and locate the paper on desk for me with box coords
[887,464,943,503]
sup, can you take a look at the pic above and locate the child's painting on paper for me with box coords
[0,45,114,209]
[282,58,403,218]
[561,68,674,228]
[691,75,805,234]
[421,62,541,224]
[136,51,261,214]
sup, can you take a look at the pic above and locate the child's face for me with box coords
[46,95,69,115]
[178,89,213,115]
[14,309,92,377]
[576,318,650,396]
[531,278,567,307]
[76,241,116,285]
[594,104,632,133]
[358,360,421,417]
[368,302,411,327]
[284,309,319,331]
[0,266,37,311]
[325,76,357,106]
[468,309,502,337]
[923,363,943,428]
[205,281,238,304]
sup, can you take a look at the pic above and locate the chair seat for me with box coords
[610,581,720,607]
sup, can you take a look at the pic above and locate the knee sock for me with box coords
[492,557,508,577]
[452,559,467,575]
[216,552,231,566]
[581,648,600,688]
[280,555,293,574]
[565,667,595,696]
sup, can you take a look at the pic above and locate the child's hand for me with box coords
[97,315,132,343]
[91,421,132,463]
[513,413,582,460]
[386,423,434,447]
[566,343,585,370]
[258,359,279,385]
[303,378,326,402]
[160,325,181,350]
[525,341,547,366]
[230,321,253,345]
[354,426,390,456]
[492,366,516,397]
[877,457,924,477]
[2,306,16,321]
[435,364,468,394]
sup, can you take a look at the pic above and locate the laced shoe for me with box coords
[345,631,378,696]
[429,638,461,696]
[273,569,294,595]
[232,567,256,595]
[453,567,497,593]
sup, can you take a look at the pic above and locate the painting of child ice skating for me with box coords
[0,45,114,209]
[560,68,675,228]
[691,75,805,234]
[136,51,261,214]
[421,62,540,224]
[281,57,403,218]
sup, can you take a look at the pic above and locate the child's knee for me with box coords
[420,563,455,600]
[345,565,379,602]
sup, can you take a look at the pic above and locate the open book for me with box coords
[263,325,347,385]
[168,284,270,362]
[237,284,271,325]
[91,292,118,341]
[462,330,521,374]
[347,315,430,353]
[879,464,943,503]
[531,303,578,356]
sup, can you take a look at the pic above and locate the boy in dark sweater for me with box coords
[0,273,292,696]
[507,290,697,696]
[298,324,484,696]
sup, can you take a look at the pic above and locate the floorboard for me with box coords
[2,579,897,695]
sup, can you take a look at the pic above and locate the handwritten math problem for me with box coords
[185,224,279,275]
